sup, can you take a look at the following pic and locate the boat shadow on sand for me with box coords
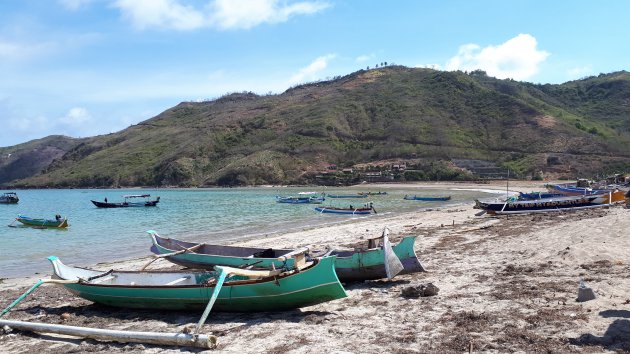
[569,310,630,351]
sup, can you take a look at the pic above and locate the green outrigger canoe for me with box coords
[16,215,68,228]
[148,230,425,282]
[47,255,347,312]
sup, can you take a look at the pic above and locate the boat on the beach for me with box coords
[46,255,347,312]
[314,205,375,215]
[326,234,425,282]
[403,195,451,201]
[146,230,424,282]
[546,184,628,203]
[15,215,68,228]
[517,191,565,200]
[474,195,608,215]
[147,230,299,270]
[0,192,19,204]
[91,194,160,208]
[326,194,368,199]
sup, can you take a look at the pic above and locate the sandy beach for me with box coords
[1,181,629,353]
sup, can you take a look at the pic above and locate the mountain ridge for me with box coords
[2,66,630,188]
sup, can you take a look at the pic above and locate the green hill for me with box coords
[3,67,630,188]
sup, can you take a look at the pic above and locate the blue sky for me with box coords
[1,0,629,147]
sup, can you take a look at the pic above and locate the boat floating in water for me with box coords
[403,195,451,201]
[91,194,160,208]
[15,215,68,228]
[314,204,375,215]
[0,192,19,204]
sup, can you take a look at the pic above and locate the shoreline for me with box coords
[3,180,627,352]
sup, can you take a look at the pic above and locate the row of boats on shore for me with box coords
[1,226,424,347]
[474,181,630,215]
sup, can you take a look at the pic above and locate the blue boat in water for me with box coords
[314,203,375,215]
[276,192,325,204]
[326,194,368,199]
[403,195,451,201]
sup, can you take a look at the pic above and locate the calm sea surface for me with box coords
[0,187,497,278]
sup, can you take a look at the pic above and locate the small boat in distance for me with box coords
[358,191,388,196]
[15,214,68,228]
[0,192,19,204]
[326,194,369,199]
[91,194,160,208]
[276,194,325,204]
[403,195,451,201]
[315,203,375,215]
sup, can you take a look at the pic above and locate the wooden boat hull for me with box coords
[149,232,423,282]
[0,193,19,204]
[403,196,451,201]
[149,232,297,270]
[48,256,346,312]
[314,207,373,215]
[326,194,368,199]
[331,236,425,282]
[16,215,68,228]
[474,195,607,215]
[276,196,325,204]
[91,200,159,208]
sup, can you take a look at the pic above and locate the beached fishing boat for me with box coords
[546,184,628,203]
[0,192,19,204]
[91,194,160,208]
[148,230,299,270]
[326,234,425,281]
[517,191,564,200]
[147,230,424,282]
[15,215,68,228]
[46,255,347,312]
[314,205,374,215]
[474,195,608,215]
[403,195,451,201]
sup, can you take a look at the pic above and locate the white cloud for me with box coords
[415,63,442,70]
[356,54,373,63]
[567,65,593,80]
[113,0,329,31]
[289,54,336,85]
[445,34,549,81]
[59,0,92,11]
[0,40,55,61]
[59,107,92,125]
[113,0,206,31]
[210,0,329,30]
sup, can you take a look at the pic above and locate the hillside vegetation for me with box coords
[3,67,630,188]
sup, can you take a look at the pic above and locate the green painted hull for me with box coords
[51,256,346,312]
[150,233,423,282]
[150,233,295,270]
[16,215,68,228]
[331,236,425,281]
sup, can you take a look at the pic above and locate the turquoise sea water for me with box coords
[0,187,496,278]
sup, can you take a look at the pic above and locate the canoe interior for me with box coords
[155,235,294,258]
